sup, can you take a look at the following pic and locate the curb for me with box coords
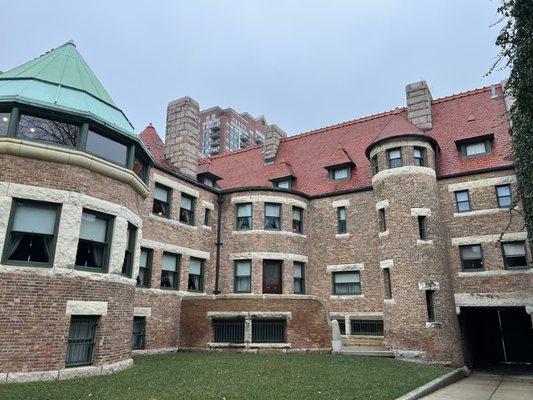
[396,366,470,400]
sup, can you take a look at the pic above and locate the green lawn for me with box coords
[0,353,450,400]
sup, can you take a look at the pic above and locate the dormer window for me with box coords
[324,148,355,181]
[456,134,494,157]
[330,166,351,180]
[197,172,221,189]
[274,179,292,189]
[203,177,215,187]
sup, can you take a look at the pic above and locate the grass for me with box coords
[0,353,451,400]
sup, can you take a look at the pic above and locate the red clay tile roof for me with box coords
[141,85,513,196]
[139,123,174,170]
[324,147,355,169]
[269,159,295,181]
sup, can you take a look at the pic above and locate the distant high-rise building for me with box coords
[200,106,268,156]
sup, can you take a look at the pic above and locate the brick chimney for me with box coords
[164,96,200,178]
[406,81,433,131]
[263,124,287,164]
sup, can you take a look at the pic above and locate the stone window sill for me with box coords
[207,342,291,349]
[384,299,395,305]
[202,225,212,231]
[330,294,364,300]
[231,230,306,238]
[458,268,533,277]
[378,230,389,238]
[425,322,442,329]
[335,233,350,239]
[417,239,434,245]
[149,214,197,231]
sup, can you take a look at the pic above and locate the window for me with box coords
[387,148,402,168]
[413,147,426,166]
[17,114,79,147]
[188,257,204,292]
[203,177,215,187]
[153,184,171,218]
[502,241,528,269]
[371,155,379,175]
[75,210,112,271]
[65,316,98,367]
[275,179,291,189]
[378,208,387,232]
[213,318,245,343]
[418,216,427,240]
[236,203,252,230]
[293,262,305,294]
[161,253,180,289]
[132,317,146,350]
[462,141,489,156]
[333,271,361,295]
[264,203,281,230]
[252,319,286,343]
[133,152,148,182]
[137,248,152,287]
[0,112,10,136]
[85,130,128,166]
[204,208,211,227]
[459,244,483,271]
[351,319,384,336]
[455,190,471,213]
[426,291,436,322]
[337,207,346,234]
[496,185,512,208]
[3,199,60,267]
[383,268,392,299]
[121,223,137,278]
[335,319,346,335]
[179,194,195,225]
[330,167,351,181]
[292,206,303,234]
[234,260,251,293]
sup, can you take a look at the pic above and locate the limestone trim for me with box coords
[417,240,434,246]
[141,238,210,260]
[458,269,533,277]
[372,166,436,184]
[451,232,528,246]
[132,347,179,356]
[66,300,108,316]
[375,199,390,210]
[380,259,394,269]
[152,173,199,198]
[329,311,383,319]
[418,281,440,291]
[378,230,390,238]
[425,322,443,329]
[330,294,364,300]
[0,138,149,198]
[369,139,435,159]
[326,263,364,272]
[202,200,215,210]
[207,342,291,349]
[206,311,248,319]
[135,287,206,296]
[335,233,350,239]
[411,208,432,217]
[0,265,136,286]
[2,358,133,384]
[231,195,307,209]
[453,207,518,218]
[148,213,198,231]
[229,252,308,263]
[454,292,533,308]
[447,175,517,192]
[331,199,350,208]
[384,299,396,305]
[134,307,152,317]
[206,311,292,320]
[231,229,306,238]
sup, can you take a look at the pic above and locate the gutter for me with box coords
[213,192,223,294]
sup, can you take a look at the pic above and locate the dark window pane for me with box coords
[132,317,146,350]
[133,154,147,181]
[460,245,483,270]
[18,114,79,147]
[75,240,106,269]
[86,130,128,166]
[8,233,51,263]
[66,316,98,367]
[426,291,435,322]
[0,113,10,136]
[213,318,245,343]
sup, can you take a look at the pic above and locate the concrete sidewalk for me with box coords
[422,373,533,400]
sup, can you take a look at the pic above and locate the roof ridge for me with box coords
[198,143,264,163]
[432,85,494,104]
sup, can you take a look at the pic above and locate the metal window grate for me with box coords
[350,319,383,336]
[212,318,245,343]
[132,317,146,350]
[252,319,286,343]
[66,316,98,367]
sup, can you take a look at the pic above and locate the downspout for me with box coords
[213,192,223,294]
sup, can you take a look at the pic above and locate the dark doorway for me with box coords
[460,307,533,368]
[263,260,282,294]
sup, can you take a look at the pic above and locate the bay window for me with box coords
[188,257,204,292]
[85,130,128,166]
[17,113,79,147]
[75,210,113,272]
[236,203,252,230]
[179,194,195,225]
[161,252,180,289]
[153,184,171,218]
[264,203,281,230]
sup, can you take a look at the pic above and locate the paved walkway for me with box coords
[422,373,533,400]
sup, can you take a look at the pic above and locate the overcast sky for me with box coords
[0,0,508,137]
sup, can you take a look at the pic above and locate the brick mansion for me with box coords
[0,42,531,383]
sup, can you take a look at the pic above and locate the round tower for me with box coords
[366,114,463,365]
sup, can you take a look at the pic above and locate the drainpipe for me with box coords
[213,192,223,294]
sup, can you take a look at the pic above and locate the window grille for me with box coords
[212,318,245,343]
[252,319,286,343]
[350,319,384,336]
[66,316,98,367]
[132,317,146,350]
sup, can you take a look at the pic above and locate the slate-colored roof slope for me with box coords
[0,41,136,137]
[142,85,513,197]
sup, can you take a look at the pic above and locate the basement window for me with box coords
[3,199,61,267]
[66,316,98,367]
[17,113,79,147]
[75,210,113,272]
[502,241,528,270]
[252,319,286,343]
[351,319,384,336]
[161,252,180,289]
[213,318,245,343]
[179,194,195,225]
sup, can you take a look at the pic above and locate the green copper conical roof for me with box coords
[0,41,136,137]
